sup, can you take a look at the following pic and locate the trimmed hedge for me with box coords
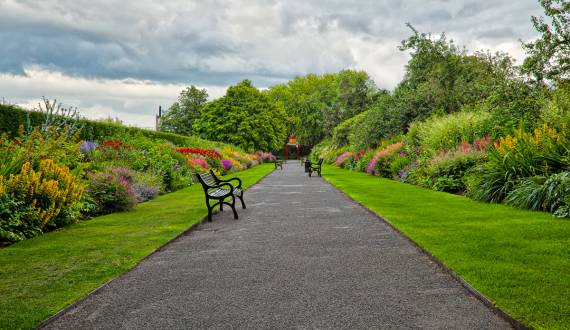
[0,104,222,148]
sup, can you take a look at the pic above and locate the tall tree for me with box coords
[193,80,287,151]
[160,86,208,135]
[266,70,376,147]
[522,0,570,84]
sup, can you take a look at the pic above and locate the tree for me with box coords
[192,80,287,151]
[266,70,377,147]
[160,86,208,135]
[522,0,570,84]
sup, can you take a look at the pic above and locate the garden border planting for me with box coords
[0,164,274,329]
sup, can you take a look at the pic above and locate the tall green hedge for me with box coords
[0,104,223,148]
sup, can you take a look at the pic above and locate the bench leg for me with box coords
[206,198,213,222]
[238,193,246,209]
[229,195,238,219]
[220,198,224,212]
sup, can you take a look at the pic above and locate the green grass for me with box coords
[0,164,274,329]
[323,165,570,330]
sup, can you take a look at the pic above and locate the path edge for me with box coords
[321,174,531,330]
[36,166,275,330]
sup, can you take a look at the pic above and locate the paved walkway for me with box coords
[44,162,511,329]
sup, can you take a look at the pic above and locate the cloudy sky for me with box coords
[0,0,543,128]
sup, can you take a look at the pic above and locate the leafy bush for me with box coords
[133,171,163,203]
[467,123,569,203]
[0,160,84,244]
[335,151,354,168]
[410,111,493,155]
[331,110,369,147]
[355,150,374,172]
[367,142,403,177]
[85,169,137,216]
[389,156,412,178]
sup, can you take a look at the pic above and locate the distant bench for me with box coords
[195,170,246,222]
[308,158,323,177]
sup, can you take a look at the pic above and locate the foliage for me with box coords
[506,172,570,217]
[0,160,84,244]
[267,70,378,147]
[522,0,570,83]
[30,97,83,138]
[422,146,487,192]
[467,123,569,203]
[366,142,403,176]
[85,168,137,216]
[133,171,163,203]
[331,110,370,147]
[335,151,354,168]
[0,103,227,149]
[193,80,287,151]
[409,111,493,154]
[160,86,208,135]
[0,164,274,329]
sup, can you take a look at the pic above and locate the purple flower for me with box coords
[366,156,378,174]
[80,141,97,154]
[221,159,233,171]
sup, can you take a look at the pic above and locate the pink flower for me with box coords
[335,152,353,166]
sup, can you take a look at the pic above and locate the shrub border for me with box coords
[321,170,531,330]
[36,166,275,329]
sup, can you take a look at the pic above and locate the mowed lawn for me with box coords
[323,165,570,330]
[0,164,274,330]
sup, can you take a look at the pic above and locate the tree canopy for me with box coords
[522,0,570,84]
[266,69,377,147]
[160,86,208,135]
[192,80,287,151]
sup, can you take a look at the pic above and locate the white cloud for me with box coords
[0,66,227,127]
[0,0,545,126]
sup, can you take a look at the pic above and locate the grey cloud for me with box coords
[0,0,546,127]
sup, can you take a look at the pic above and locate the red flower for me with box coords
[176,147,221,159]
[101,140,124,150]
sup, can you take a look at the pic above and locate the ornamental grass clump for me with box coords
[467,123,569,204]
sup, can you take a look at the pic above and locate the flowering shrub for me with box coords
[256,151,276,162]
[176,147,221,159]
[80,141,97,154]
[468,124,569,203]
[0,160,84,243]
[367,142,403,176]
[85,169,136,216]
[221,159,233,171]
[335,151,354,167]
[133,171,163,202]
[188,158,209,171]
[101,140,124,150]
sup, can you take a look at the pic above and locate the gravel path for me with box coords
[44,162,511,329]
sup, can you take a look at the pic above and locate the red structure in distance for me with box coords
[285,135,300,160]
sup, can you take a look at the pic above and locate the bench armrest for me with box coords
[216,177,242,189]
[209,182,234,191]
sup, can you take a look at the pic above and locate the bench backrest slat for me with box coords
[196,172,217,188]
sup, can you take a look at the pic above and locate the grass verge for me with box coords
[322,165,570,330]
[0,164,274,329]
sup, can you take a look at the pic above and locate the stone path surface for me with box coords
[44,162,511,329]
